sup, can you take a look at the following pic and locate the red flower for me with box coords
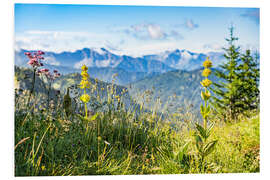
[37,50,45,55]
[37,56,44,60]
[40,68,49,73]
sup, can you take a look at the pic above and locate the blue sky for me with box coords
[14,4,259,56]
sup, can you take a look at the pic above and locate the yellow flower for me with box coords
[202,68,211,77]
[79,80,90,89]
[201,90,211,100]
[81,65,88,71]
[203,57,212,68]
[81,71,89,78]
[41,165,46,171]
[200,78,212,87]
[80,94,90,103]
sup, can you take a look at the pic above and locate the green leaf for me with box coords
[206,105,210,114]
[206,122,215,138]
[177,141,190,162]
[90,113,99,121]
[195,123,207,139]
[76,114,87,121]
[200,104,205,116]
[194,134,203,153]
[203,140,218,157]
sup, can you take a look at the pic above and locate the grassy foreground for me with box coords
[14,91,259,176]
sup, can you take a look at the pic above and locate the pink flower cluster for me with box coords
[37,68,61,80]
[24,50,45,68]
[25,50,61,81]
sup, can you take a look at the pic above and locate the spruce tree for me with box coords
[237,49,260,113]
[211,27,260,122]
[211,26,242,122]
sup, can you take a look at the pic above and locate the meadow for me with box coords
[14,54,260,175]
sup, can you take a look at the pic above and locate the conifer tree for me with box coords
[237,49,260,113]
[211,27,260,121]
[211,26,242,122]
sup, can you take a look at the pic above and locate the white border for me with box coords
[1,0,270,180]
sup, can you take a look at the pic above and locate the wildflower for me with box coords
[24,50,46,69]
[79,79,90,89]
[81,64,88,71]
[200,78,212,87]
[194,56,217,164]
[115,95,120,102]
[202,68,211,77]
[41,165,46,171]
[81,71,89,79]
[53,70,61,79]
[24,52,31,56]
[80,94,90,103]
[37,50,45,55]
[201,89,211,101]
[37,56,44,60]
[79,64,90,118]
[79,65,90,89]
[40,68,49,73]
[203,57,212,68]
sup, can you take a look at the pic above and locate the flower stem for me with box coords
[204,100,207,130]
[84,102,88,118]
[83,88,88,118]
[27,68,36,106]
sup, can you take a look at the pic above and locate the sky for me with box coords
[14,4,259,56]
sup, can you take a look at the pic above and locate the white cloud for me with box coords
[43,56,61,66]
[126,23,167,40]
[74,58,94,69]
[15,31,113,53]
[15,29,233,57]
[120,41,181,57]
[147,24,165,39]
[15,29,180,56]
[184,19,199,30]
[202,43,223,52]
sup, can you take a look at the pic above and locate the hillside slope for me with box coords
[128,69,219,115]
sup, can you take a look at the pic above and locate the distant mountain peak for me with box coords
[173,49,181,54]
[15,47,227,73]
[100,47,108,52]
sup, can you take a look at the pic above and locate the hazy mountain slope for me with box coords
[128,69,219,115]
[143,49,226,71]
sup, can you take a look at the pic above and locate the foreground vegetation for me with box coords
[14,87,259,176]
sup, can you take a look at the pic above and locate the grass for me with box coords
[209,114,260,173]
[14,85,260,176]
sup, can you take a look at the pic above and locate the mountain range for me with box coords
[15,48,226,84]
[14,47,259,117]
